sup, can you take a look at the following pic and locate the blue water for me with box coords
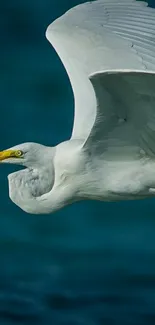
[0,0,155,324]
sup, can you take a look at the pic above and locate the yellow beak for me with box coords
[0,150,17,161]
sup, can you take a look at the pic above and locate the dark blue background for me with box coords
[0,1,155,324]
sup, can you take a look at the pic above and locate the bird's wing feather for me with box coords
[84,70,155,159]
[46,0,155,141]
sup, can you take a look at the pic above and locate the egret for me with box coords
[1,0,155,214]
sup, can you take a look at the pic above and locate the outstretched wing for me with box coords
[46,0,155,143]
[84,70,155,159]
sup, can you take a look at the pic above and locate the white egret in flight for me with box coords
[1,0,155,214]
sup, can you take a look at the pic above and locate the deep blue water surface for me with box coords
[0,1,155,324]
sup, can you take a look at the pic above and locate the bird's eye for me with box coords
[15,150,23,158]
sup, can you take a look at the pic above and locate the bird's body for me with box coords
[54,141,155,203]
[1,0,155,214]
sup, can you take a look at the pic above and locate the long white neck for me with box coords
[7,141,81,214]
[8,166,74,214]
[7,140,90,214]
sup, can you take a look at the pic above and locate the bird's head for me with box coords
[0,142,54,168]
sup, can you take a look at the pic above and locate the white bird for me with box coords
[1,0,155,214]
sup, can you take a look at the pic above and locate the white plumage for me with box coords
[1,0,155,214]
